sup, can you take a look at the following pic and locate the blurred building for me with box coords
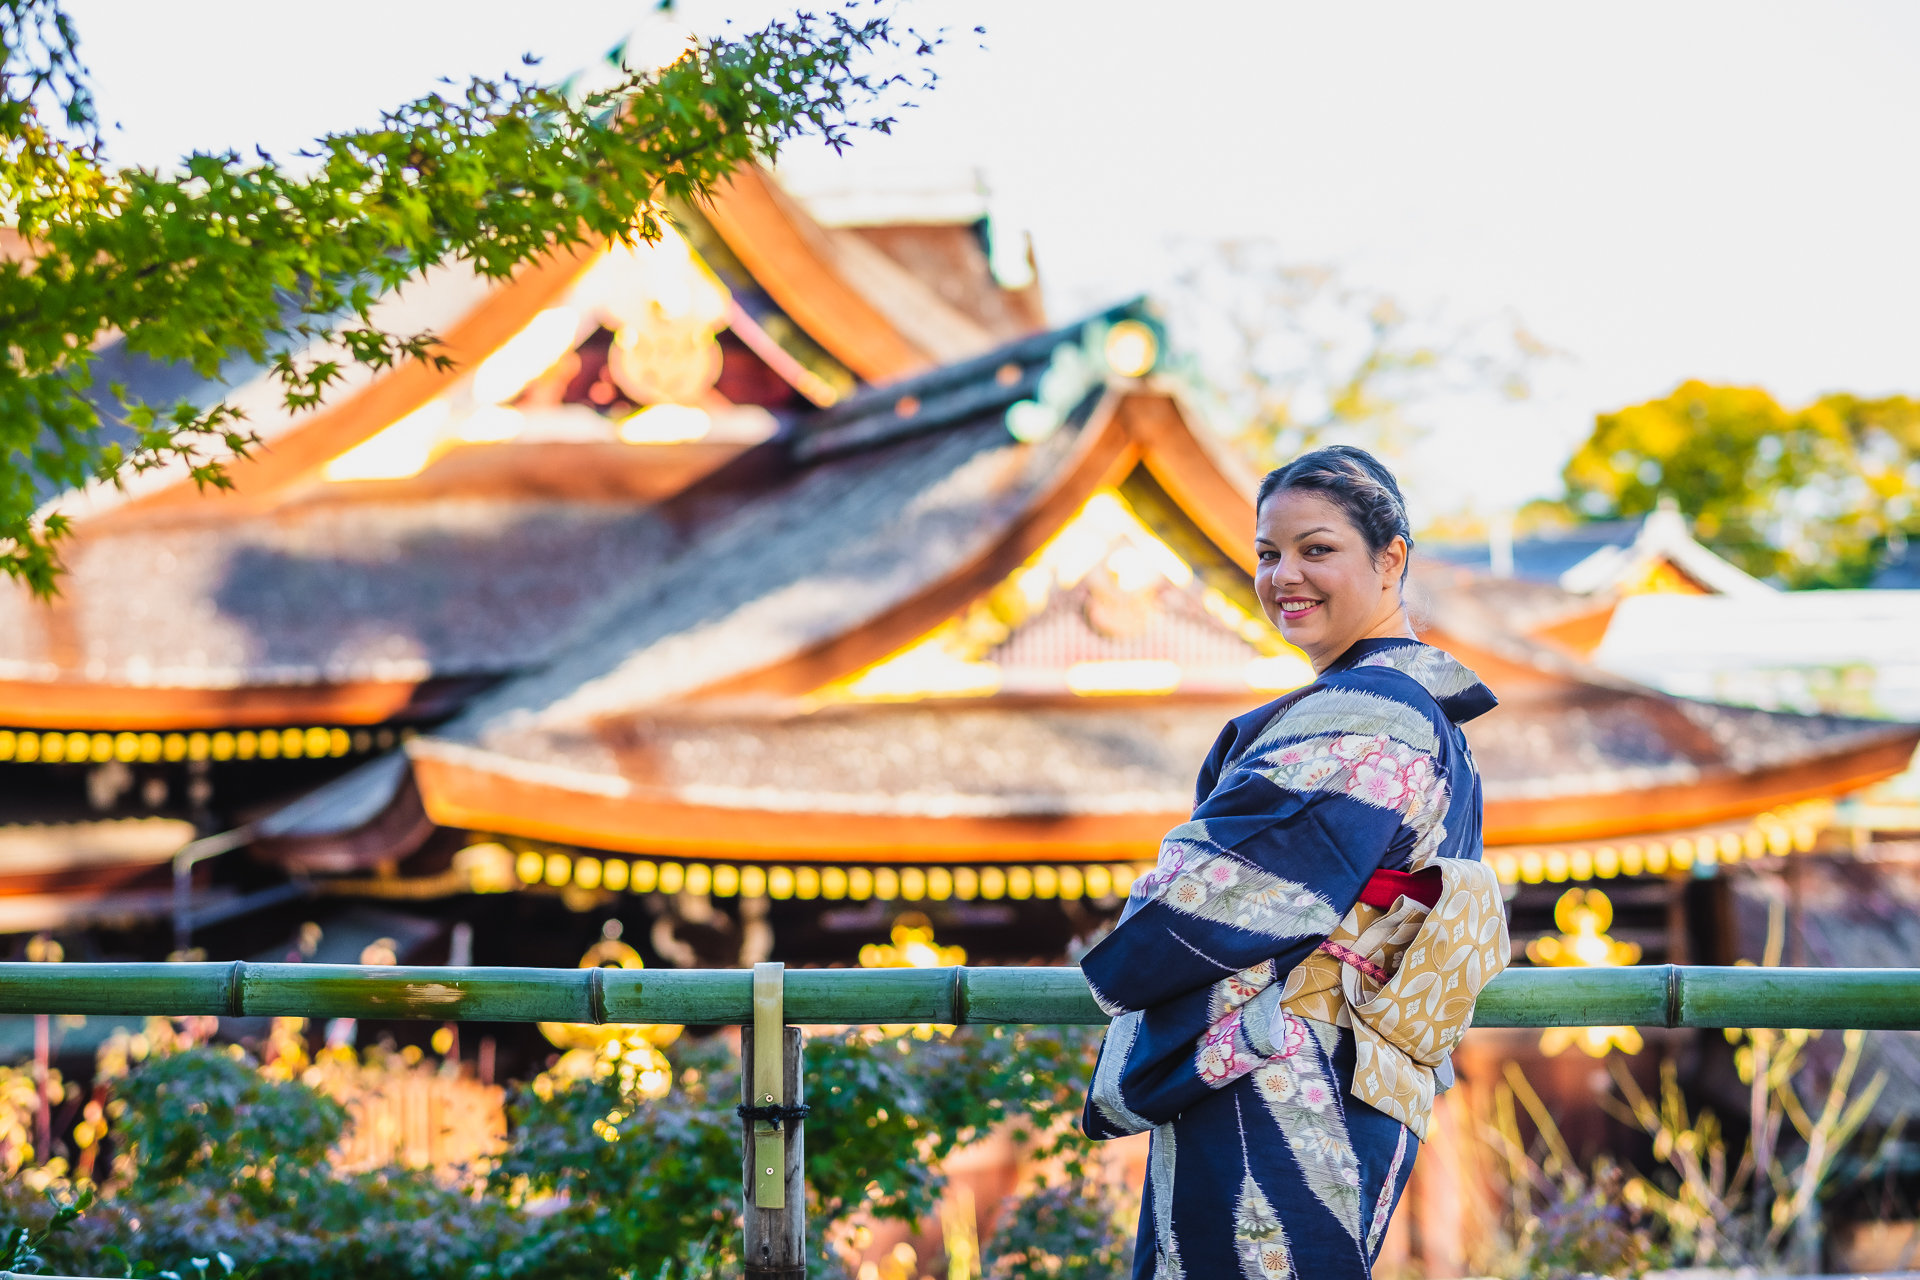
[1427,496,1776,659]
[1418,494,1920,1274]
[3,168,1915,979]
[6,162,1920,1276]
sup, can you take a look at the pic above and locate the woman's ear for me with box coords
[1376,535,1408,586]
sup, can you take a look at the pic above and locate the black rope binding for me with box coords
[736,1102,811,1131]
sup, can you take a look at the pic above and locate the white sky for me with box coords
[65,0,1920,519]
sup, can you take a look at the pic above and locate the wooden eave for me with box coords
[280,439,752,508]
[0,818,194,896]
[1122,392,1261,575]
[698,166,994,382]
[1527,600,1618,659]
[0,676,486,731]
[1482,723,1920,845]
[1417,622,1920,839]
[406,383,1920,860]
[251,768,436,876]
[276,378,1920,871]
[411,751,1174,861]
[83,242,605,524]
[402,720,1920,864]
[74,165,964,523]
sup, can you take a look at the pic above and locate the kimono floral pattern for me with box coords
[1239,689,1456,868]
[1210,959,1277,1018]
[1233,1098,1295,1280]
[1250,1030,1364,1242]
[1197,997,1309,1090]
[1132,825,1341,939]
[1198,1010,1261,1085]
[1253,731,1444,820]
[1235,1172,1293,1280]
[1081,638,1503,1280]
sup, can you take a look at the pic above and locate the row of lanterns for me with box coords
[492,845,1144,904]
[1490,813,1819,886]
[0,726,402,764]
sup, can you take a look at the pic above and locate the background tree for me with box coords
[1561,380,1920,588]
[1160,239,1552,471]
[0,0,934,594]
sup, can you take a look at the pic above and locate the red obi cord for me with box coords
[1357,867,1441,911]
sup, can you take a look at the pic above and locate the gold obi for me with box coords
[1279,858,1510,1139]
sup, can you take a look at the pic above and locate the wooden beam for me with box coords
[741,1014,805,1276]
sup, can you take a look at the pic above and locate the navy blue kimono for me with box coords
[1080,637,1499,1280]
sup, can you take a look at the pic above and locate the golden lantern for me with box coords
[1529,888,1645,1057]
[540,927,680,1100]
[860,912,967,1040]
[859,912,967,969]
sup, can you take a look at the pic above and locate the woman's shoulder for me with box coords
[1200,694,1298,774]
[1308,640,1496,727]
[1315,657,1445,704]
[1264,663,1451,753]
[1224,643,1493,765]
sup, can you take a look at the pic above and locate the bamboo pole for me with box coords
[0,963,1915,1029]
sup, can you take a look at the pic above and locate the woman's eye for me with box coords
[1305,544,1332,557]
[1257,549,1278,562]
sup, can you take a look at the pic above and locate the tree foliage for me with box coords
[0,1025,1119,1280]
[493,1023,1109,1278]
[1562,380,1920,588]
[0,0,932,594]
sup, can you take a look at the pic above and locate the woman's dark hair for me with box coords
[1255,445,1414,581]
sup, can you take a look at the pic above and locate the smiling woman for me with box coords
[1078,446,1510,1280]
[1253,447,1417,672]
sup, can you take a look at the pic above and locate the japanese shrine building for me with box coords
[2,166,1915,985]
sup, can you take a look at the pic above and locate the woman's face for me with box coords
[1254,488,1408,672]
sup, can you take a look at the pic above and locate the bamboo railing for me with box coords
[1,961,1918,1029]
[4,961,1918,1279]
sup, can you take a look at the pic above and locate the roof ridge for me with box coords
[790,299,1155,465]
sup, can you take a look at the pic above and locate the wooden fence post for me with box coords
[742,962,805,1278]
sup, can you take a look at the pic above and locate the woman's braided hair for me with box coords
[1255,445,1414,582]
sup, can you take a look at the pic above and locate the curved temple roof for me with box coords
[391,314,1917,863]
[51,164,1014,526]
[7,167,1912,881]
[0,167,1042,729]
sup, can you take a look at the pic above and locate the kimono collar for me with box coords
[1326,637,1498,725]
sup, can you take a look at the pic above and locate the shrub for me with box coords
[0,1022,1110,1280]
[983,1174,1136,1280]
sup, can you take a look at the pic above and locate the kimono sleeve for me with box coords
[1080,679,1448,1016]
[1083,962,1289,1138]
[1193,723,1231,810]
